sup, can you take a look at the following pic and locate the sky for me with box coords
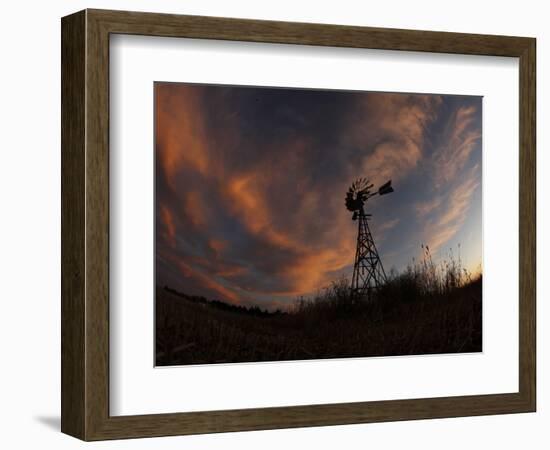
[155,82,482,309]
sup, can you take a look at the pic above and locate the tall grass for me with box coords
[293,244,479,315]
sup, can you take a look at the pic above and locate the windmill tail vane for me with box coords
[378,180,394,195]
[345,178,394,300]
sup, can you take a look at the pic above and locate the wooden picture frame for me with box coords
[61,9,536,441]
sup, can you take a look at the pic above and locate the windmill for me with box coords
[345,178,394,299]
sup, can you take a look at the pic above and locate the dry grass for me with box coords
[156,247,482,366]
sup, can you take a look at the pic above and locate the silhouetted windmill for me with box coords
[345,178,394,299]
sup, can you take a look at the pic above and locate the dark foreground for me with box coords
[155,275,482,366]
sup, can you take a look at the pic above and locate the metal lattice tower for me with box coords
[351,208,387,299]
[345,178,394,300]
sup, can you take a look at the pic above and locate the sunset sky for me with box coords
[155,83,482,309]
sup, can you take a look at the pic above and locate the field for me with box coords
[155,250,482,366]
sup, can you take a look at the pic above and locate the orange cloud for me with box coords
[218,169,355,296]
[155,84,210,187]
[416,197,443,217]
[280,244,355,296]
[175,259,241,304]
[184,191,209,227]
[223,165,357,297]
[160,204,176,247]
[208,238,227,254]
[226,173,296,250]
[185,252,247,280]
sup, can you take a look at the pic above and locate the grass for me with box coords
[155,246,481,366]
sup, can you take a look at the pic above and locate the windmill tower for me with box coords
[345,178,394,299]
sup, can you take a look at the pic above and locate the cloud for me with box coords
[350,94,443,186]
[415,197,443,217]
[433,104,481,187]
[412,100,482,255]
[184,191,209,228]
[377,218,400,233]
[155,84,211,187]
[159,204,176,247]
[421,164,480,254]
[175,259,242,304]
[208,238,227,254]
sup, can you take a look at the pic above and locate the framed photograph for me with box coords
[61,9,536,440]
